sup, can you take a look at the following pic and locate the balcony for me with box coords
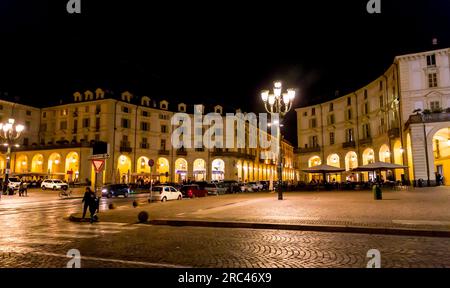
[158,149,170,155]
[295,146,321,154]
[120,141,132,153]
[388,127,400,138]
[120,146,132,153]
[140,143,149,149]
[342,141,356,149]
[405,112,450,128]
[176,148,187,156]
[195,147,205,152]
[359,138,372,146]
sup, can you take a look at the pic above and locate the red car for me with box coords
[180,184,208,198]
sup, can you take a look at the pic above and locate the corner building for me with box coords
[296,47,450,185]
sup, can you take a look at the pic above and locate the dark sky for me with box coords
[1,0,450,144]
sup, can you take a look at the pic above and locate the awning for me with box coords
[302,164,345,173]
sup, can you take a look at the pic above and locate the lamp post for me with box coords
[261,81,296,200]
[0,119,25,194]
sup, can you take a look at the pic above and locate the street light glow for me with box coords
[16,124,25,133]
[261,90,269,102]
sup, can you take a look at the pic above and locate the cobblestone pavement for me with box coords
[1,188,450,268]
[73,188,450,231]
[1,224,450,268]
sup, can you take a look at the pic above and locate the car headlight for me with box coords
[101,189,107,193]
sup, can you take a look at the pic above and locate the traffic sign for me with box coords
[88,154,110,160]
[92,159,105,173]
[148,159,155,167]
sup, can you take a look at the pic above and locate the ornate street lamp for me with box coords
[0,119,25,194]
[261,81,296,200]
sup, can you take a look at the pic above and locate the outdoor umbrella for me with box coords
[302,164,345,183]
[351,162,407,172]
[351,162,408,183]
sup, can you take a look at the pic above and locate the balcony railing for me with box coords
[405,112,450,128]
[195,147,205,152]
[388,127,400,138]
[359,138,372,146]
[120,146,132,153]
[295,146,321,154]
[158,149,170,155]
[176,148,187,156]
[342,141,356,149]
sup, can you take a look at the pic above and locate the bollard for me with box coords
[373,185,382,200]
[133,200,138,208]
[108,203,115,209]
[138,211,149,223]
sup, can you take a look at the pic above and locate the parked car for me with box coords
[101,184,130,198]
[7,177,22,192]
[149,186,182,202]
[180,184,208,198]
[205,183,227,195]
[221,180,240,193]
[249,182,264,191]
[240,183,254,192]
[41,179,69,191]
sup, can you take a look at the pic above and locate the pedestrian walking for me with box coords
[19,181,24,197]
[89,194,99,223]
[81,187,96,219]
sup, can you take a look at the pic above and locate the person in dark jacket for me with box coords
[82,187,96,219]
[89,194,99,223]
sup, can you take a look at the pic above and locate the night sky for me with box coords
[1,0,450,144]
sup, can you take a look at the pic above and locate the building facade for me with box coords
[296,47,450,185]
[0,89,296,186]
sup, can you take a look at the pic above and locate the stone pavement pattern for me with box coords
[1,187,450,268]
[2,224,450,268]
[76,188,450,231]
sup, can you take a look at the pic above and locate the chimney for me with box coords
[335,90,339,97]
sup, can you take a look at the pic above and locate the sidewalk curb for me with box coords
[148,219,450,238]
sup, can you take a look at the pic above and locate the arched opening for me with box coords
[193,159,206,181]
[242,161,248,182]
[137,156,150,174]
[236,160,242,181]
[327,154,340,167]
[345,151,358,182]
[248,162,254,181]
[393,140,404,181]
[48,153,62,177]
[157,158,169,183]
[379,145,391,163]
[379,144,392,181]
[362,148,375,181]
[135,156,150,184]
[212,159,225,181]
[308,156,321,182]
[174,158,188,183]
[432,128,450,185]
[117,155,131,184]
[15,155,28,173]
[65,152,79,182]
[406,133,414,181]
[0,155,5,176]
[31,154,44,173]
[326,154,341,182]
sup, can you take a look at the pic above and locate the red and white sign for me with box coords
[91,159,105,173]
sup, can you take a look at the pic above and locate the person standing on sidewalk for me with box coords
[82,187,96,219]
